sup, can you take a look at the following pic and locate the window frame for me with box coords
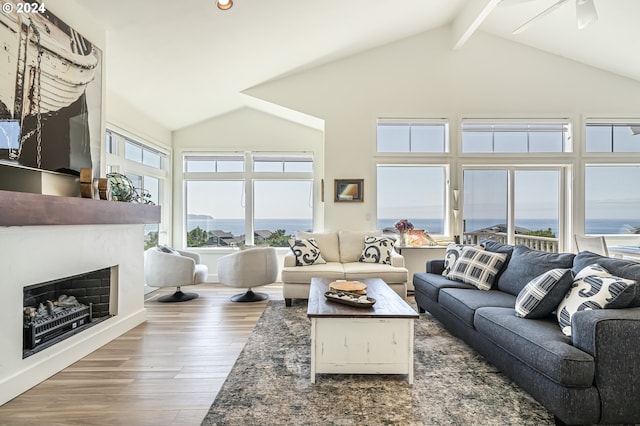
[182,151,315,248]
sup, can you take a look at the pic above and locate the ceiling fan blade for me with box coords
[513,0,569,34]
[576,0,597,29]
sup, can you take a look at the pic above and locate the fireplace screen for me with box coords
[23,267,114,356]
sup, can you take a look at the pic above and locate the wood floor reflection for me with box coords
[0,283,283,426]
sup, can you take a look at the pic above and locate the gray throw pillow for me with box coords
[515,268,573,319]
[497,245,575,296]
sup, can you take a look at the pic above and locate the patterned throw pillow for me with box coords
[442,243,483,276]
[288,238,326,266]
[515,268,573,319]
[556,264,637,336]
[359,236,396,265]
[447,246,507,291]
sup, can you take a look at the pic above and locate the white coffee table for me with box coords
[307,277,418,384]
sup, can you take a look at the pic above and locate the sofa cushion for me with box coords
[439,288,516,327]
[288,238,326,266]
[281,262,344,283]
[296,231,340,263]
[359,236,395,264]
[573,251,640,307]
[413,272,476,302]
[557,264,637,336]
[447,246,508,291]
[343,262,408,283]
[515,268,574,319]
[474,307,595,387]
[497,245,575,296]
[338,230,382,263]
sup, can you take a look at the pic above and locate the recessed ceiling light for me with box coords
[217,0,233,10]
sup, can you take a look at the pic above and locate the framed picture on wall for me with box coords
[335,179,364,202]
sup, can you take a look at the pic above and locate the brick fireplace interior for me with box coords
[23,266,117,358]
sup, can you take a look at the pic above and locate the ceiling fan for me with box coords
[512,0,598,34]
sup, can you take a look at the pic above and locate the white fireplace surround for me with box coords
[0,224,147,405]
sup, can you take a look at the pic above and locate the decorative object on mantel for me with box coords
[394,219,414,246]
[80,168,94,198]
[107,172,154,204]
[97,178,111,200]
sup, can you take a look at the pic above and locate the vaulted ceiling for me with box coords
[79,0,640,130]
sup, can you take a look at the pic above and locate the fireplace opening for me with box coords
[23,266,116,358]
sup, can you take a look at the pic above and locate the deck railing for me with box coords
[463,232,559,253]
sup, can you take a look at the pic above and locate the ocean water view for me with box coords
[188,217,640,237]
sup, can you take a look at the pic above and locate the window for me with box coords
[585,123,640,152]
[584,165,640,234]
[376,165,446,234]
[105,129,169,250]
[377,119,448,153]
[184,152,314,248]
[463,168,561,251]
[461,120,571,153]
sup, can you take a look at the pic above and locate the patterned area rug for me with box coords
[202,300,554,425]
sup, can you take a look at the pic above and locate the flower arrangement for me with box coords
[394,219,414,234]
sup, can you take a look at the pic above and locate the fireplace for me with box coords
[23,266,116,357]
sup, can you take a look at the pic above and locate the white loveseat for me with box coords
[282,230,409,306]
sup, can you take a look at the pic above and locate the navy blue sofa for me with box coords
[413,241,640,425]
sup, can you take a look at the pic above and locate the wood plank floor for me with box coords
[0,283,284,426]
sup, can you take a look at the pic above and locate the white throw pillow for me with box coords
[556,264,637,336]
[288,238,327,266]
[447,246,507,291]
[359,236,396,265]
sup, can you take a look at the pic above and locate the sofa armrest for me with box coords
[284,253,297,268]
[571,308,640,424]
[426,259,445,274]
[390,250,405,267]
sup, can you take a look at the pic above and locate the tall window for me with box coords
[376,165,446,234]
[184,152,314,248]
[104,128,169,249]
[584,165,640,234]
[463,168,561,251]
[376,118,449,236]
[461,119,571,153]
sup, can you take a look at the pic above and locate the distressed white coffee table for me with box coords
[307,277,418,384]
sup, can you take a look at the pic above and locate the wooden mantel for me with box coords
[0,190,161,226]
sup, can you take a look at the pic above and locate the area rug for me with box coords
[202,300,554,425]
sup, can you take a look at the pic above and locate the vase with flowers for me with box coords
[394,219,414,246]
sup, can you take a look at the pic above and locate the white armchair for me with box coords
[217,247,278,302]
[144,246,209,302]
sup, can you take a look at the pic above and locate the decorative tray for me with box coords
[324,291,376,308]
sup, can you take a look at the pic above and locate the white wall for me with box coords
[172,107,324,278]
[244,26,640,234]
